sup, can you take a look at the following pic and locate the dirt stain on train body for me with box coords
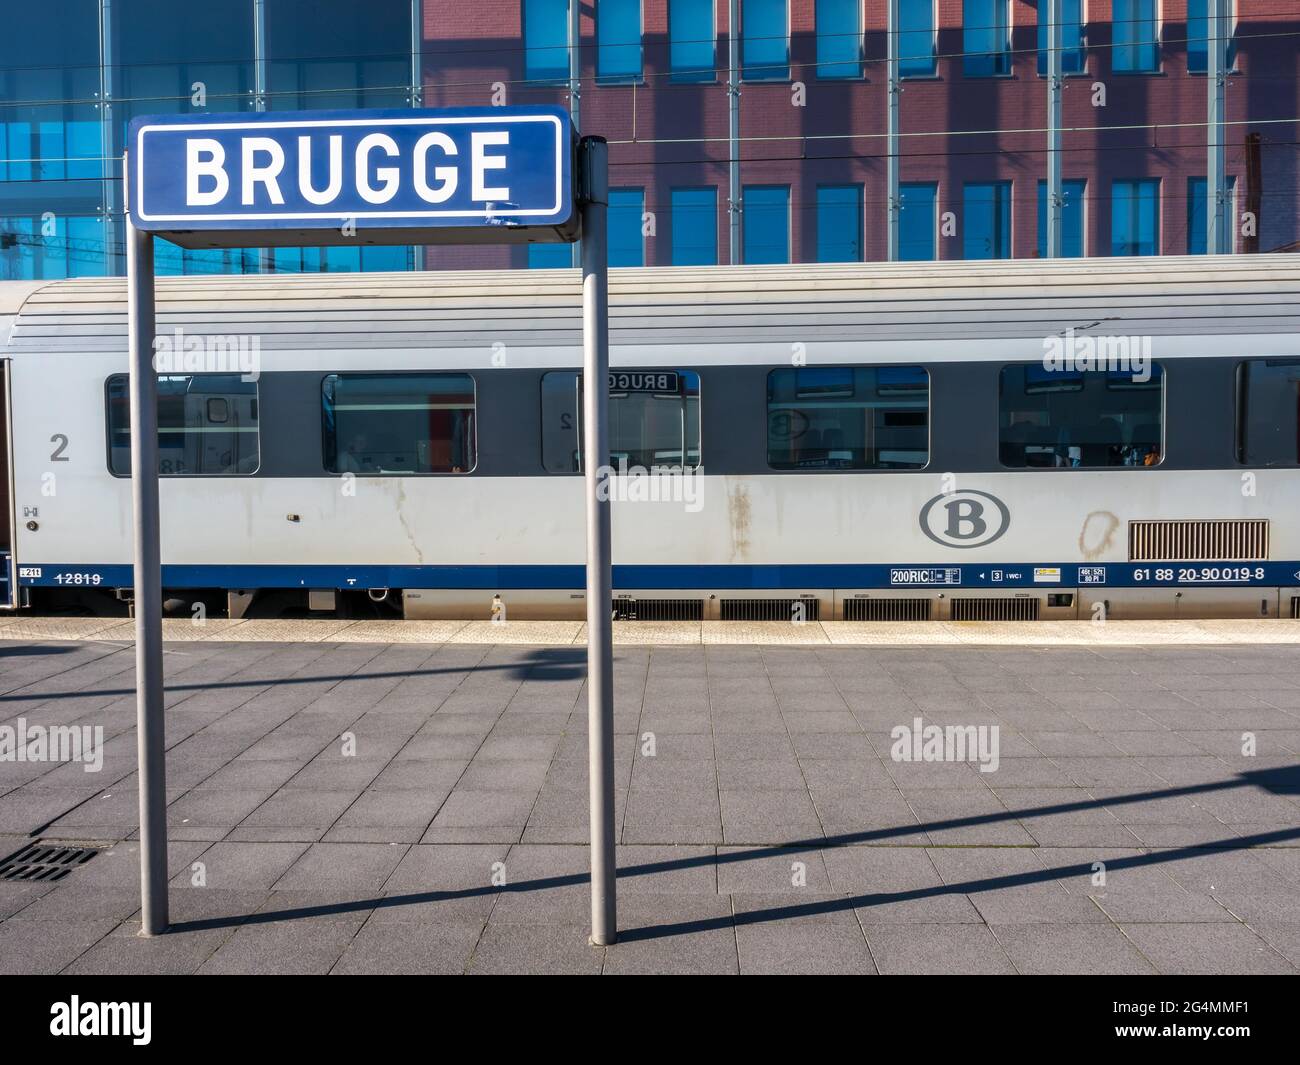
[1079,510,1120,560]
[728,481,753,562]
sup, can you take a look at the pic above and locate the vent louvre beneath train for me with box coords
[720,598,820,622]
[1129,519,1269,562]
[612,598,704,621]
[843,598,932,622]
[951,597,1041,621]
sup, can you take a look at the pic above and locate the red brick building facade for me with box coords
[419,1,1299,269]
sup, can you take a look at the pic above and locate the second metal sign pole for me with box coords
[580,136,616,946]
[126,208,169,936]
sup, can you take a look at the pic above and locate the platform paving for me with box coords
[1,634,1298,974]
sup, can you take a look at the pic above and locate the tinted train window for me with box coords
[322,373,475,474]
[998,363,1163,468]
[1237,359,1300,466]
[766,366,929,470]
[541,370,701,473]
[106,374,260,476]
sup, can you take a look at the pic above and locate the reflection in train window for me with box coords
[106,374,260,476]
[999,362,1163,468]
[766,366,929,470]
[322,373,476,474]
[1237,359,1300,466]
[540,370,701,473]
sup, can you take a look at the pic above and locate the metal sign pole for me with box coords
[126,207,169,936]
[580,135,616,946]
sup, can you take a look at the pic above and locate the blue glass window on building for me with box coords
[0,1,105,279]
[0,215,105,281]
[610,188,645,266]
[1037,0,1086,74]
[900,183,938,260]
[963,0,1010,76]
[112,0,257,276]
[670,0,716,81]
[744,186,790,264]
[743,0,790,81]
[1188,0,1207,71]
[1113,0,1159,72]
[264,0,412,273]
[900,0,937,77]
[598,0,642,82]
[528,243,573,268]
[816,0,862,79]
[1187,0,1237,73]
[1112,179,1160,255]
[671,188,718,265]
[1037,179,1086,257]
[267,0,410,109]
[1187,175,1235,254]
[524,0,571,82]
[816,186,863,262]
[963,182,1012,259]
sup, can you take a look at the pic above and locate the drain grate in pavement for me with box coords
[0,842,99,883]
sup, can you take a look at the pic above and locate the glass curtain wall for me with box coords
[0,0,416,280]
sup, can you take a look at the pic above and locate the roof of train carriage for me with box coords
[2,254,1300,355]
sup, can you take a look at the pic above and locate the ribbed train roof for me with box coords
[3,254,1298,354]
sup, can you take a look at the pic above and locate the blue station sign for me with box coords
[126,106,578,248]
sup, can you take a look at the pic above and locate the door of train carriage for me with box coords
[0,358,14,608]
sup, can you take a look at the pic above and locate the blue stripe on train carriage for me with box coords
[15,562,1299,590]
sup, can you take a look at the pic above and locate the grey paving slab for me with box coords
[991,924,1157,975]
[467,922,605,974]
[604,895,739,975]
[196,913,364,975]
[866,923,1015,975]
[62,926,233,975]
[331,920,486,975]
[1119,921,1296,974]
[1,638,1298,975]
[0,917,120,974]
[272,841,410,892]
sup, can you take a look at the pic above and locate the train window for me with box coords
[1237,359,1300,466]
[322,373,476,474]
[541,370,701,473]
[106,374,260,477]
[999,362,1164,468]
[766,366,929,470]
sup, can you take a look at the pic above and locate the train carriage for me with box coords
[1,254,1298,622]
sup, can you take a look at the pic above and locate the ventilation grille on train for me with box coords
[719,598,821,622]
[843,598,932,622]
[612,598,704,621]
[951,597,1041,622]
[1290,596,1300,621]
[1129,519,1269,562]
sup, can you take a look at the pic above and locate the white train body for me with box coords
[2,256,1299,620]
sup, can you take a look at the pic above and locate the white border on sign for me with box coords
[134,114,566,223]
